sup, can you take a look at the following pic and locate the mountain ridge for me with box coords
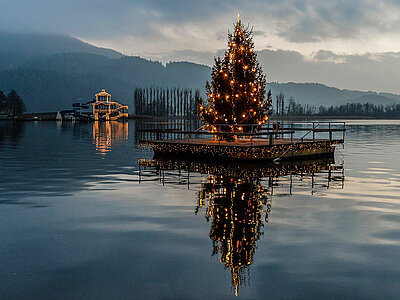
[0,32,399,112]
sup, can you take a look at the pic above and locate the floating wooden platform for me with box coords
[140,138,343,162]
[138,121,345,162]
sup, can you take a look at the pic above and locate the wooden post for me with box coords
[312,122,315,141]
[290,123,293,143]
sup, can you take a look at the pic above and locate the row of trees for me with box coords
[316,102,400,118]
[134,87,200,117]
[0,89,26,117]
[274,93,400,118]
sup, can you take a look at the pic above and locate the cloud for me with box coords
[259,0,400,43]
[2,0,400,93]
[2,0,400,51]
[312,50,347,63]
[257,48,400,93]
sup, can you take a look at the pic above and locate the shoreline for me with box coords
[0,113,397,121]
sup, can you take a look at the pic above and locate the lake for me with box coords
[1,120,400,299]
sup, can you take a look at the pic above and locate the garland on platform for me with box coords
[143,140,335,160]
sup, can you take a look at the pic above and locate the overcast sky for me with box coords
[2,0,400,93]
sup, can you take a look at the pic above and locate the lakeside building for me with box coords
[93,89,128,121]
[57,89,128,121]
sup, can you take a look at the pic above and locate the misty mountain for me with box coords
[0,32,123,70]
[0,32,399,113]
[268,82,400,107]
[0,52,211,112]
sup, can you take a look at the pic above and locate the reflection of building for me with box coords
[199,174,268,295]
[93,89,128,121]
[138,158,344,295]
[93,121,128,155]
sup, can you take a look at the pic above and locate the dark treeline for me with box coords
[134,87,200,118]
[0,89,26,117]
[275,93,400,118]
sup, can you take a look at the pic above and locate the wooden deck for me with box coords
[138,121,345,162]
[140,138,343,162]
[146,138,342,147]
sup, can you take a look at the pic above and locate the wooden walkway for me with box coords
[148,138,343,147]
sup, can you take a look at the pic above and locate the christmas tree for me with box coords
[199,15,272,136]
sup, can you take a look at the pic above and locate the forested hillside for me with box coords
[0,53,211,112]
[0,32,122,70]
[1,32,399,113]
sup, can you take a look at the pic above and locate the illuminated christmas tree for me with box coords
[199,16,272,136]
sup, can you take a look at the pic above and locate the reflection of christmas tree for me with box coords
[138,157,343,295]
[198,174,269,295]
[198,16,272,136]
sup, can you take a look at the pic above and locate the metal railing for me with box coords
[136,120,346,145]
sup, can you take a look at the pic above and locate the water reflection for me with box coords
[0,121,137,203]
[0,120,25,146]
[92,121,129,155]
[4,120,400,298]
[139,158,344,295]
[199,173,267,295]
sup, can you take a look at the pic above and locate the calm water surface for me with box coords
[1,120,400,299]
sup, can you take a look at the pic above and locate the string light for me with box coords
[195,17,275,142]
[142,140,337,161]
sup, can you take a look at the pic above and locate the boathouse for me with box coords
[93,89,128,121]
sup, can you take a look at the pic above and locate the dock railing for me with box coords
[137,119,346,145]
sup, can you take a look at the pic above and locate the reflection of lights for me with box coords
[199,173,267,295]
[138,158,344,296]
[93,121,128,155]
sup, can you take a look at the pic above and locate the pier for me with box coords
[139,121,345,162]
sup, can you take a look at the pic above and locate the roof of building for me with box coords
[95,89,111,98]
